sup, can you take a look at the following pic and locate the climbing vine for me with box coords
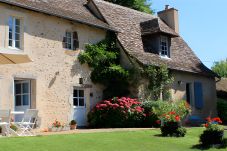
[144,64,174,100]
[79,32,173,100]
[78,32,130,99]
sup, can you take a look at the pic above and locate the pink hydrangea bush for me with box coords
[88,97,146,128]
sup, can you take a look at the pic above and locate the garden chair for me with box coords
[12,109,39,136]
[0,109,11,136]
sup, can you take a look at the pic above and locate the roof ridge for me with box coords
[93,0,156,18]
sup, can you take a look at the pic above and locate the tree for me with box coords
[212,59,227,78]
[104,0,154,14]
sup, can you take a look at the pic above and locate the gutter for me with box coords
[0,0,116,32]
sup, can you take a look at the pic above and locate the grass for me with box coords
[0,128,226,151]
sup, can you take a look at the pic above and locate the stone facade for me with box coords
[0,3,106,129]
[0,1,217,129]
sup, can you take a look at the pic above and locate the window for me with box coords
[159,36,169,58]
[73,89,85,107]
[9,17,21,49]
[63,31,79,50]
[15,80,31,106]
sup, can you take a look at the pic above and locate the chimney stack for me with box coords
[158,5,179,34]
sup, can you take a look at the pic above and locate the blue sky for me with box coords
[151,0,227,68]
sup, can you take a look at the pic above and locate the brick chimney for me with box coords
[158,5,179,34]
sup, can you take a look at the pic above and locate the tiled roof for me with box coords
[0,0,113,30]
[140,18,179,37]
[92,0,217,77]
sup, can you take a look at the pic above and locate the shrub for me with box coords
[175,127,187,137]
[159,111,186,137]
[141,101,159,127]
[152,100,191,120]
[88,97,145,128]
[151,100,191,137]
[217,99,227,124]
[200,117,224,146]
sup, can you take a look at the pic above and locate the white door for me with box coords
[14,80,31,122]
[73,89,87,127]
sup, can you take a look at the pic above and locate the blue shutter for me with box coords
[194,82,204,109]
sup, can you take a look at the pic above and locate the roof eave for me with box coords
[0,0,116,32]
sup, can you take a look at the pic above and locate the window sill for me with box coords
[8,46,23,51]
[160,55,171,60]
[64,49,80,56]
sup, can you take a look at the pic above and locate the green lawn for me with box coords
[0,128,226,151]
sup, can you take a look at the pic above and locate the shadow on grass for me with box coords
[153,134,163,137]
[191,139,227,150]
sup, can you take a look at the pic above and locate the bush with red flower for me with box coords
[159,111,187,137]
[200,117,225,146]
[88,97,146,128]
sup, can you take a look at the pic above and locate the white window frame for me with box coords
[159,36,169,58]
[65,32,73,50]
[14,80,31,107]
[73,89,86,108]
[8,16,21,49]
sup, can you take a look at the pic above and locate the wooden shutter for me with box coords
[62,36,67,48]
[194,82,204,109]
[73,32,79,50]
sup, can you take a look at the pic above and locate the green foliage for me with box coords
[104,0,154,14]
[161,122,186,137]
[212,58,227,78]
[78,33,130,99]
[141,101,159,127]
[217,99,227,124]
[144,65,174,100]
[200,130,224,146]
[151,100,191,120]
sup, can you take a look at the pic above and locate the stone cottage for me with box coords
[0,0,217,128]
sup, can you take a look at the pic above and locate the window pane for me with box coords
[79,90,84,97]
[66,32,72,38]
[15,26,20,33]
[9,40,12,47]
[15,95,21,106]
[22,95,29,105]
[73,90,78,97]
[8,17,13,29]
[15,41,20,48]
[15,84,21,94]
[22,83,29,93]
[15,19,20,26]
[9,32,12,40]
[79,98,84,106]
[15,33,20,41]
[73,98,78,106]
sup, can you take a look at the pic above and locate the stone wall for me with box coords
[0,3,106,129]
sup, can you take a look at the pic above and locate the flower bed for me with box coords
[200,117,224,146]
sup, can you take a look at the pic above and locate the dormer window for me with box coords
[159,36,169,58]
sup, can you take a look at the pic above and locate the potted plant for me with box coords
[70,120,77,130]
[51,120,62,132]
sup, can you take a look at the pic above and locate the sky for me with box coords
[151,0,227,68]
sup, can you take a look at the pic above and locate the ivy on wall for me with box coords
[144,65,174,100]
[78,32,130,99]
[79,33,173,100]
